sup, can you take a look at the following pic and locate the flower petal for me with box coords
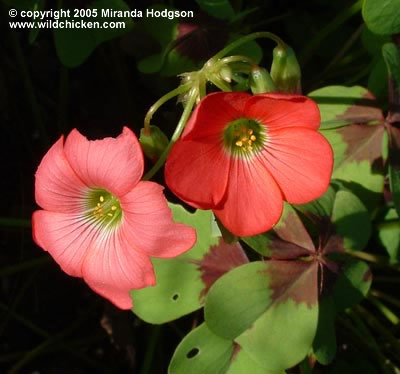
[35,136,88,213]
[165,139,230,209]
[82,228,156,310]
[183,92,251,140]
[64,127,143,197]
[245,94,321,131]
[259,127,333,204]
[32,210,96,277]
[121,181,196,258]
[214,158,283,237]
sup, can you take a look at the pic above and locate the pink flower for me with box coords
[32,127,196,309]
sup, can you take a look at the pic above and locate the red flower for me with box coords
[165,92,333,236]
[32,127,196,309]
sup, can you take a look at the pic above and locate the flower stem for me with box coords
[143,83,192,135]
[143,88,198,180]
[211,32,288,61]
[368,294,400,325]
[139,325,162,374]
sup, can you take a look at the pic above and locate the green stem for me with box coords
[341,312,396,374]
[371,289,400,309]
[218,55,257,66]
[356,305,400,357]
[345,249,396,268]
[143,88,198,181]
[139,325,162,374]
[368,295,400,325]
[143,83,192,134]
[299,0,362,65]
[211,31,288,61]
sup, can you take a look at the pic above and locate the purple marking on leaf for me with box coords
[174,14,229,61]
[363,268,373,282]
[337,123,384,165]
[267,233,314,260]
[264,260,319,309]
[336,91,384,124]
[322,235,345,255]
[230,343,241,364]
[193,239,249,300]
[274,211,315,252]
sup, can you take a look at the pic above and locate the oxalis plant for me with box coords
[3,0,400,372]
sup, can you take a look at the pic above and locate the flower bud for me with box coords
[270,46,302,94]
[249,66,276,94]
[139,126,169,162]
[219,65,233,83]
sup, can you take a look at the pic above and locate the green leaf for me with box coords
[312,297,337,365]
[195,0,235,20]
[168,323,233,374]
[227,348,285,374]
[242,203,314,257]
[320,120,386,211]
[131,204,248,324]
[205,261,318,371]
[368,57,389,100]
[296,185,371,252]
[332,259,372,311]
[54,0,133,67]
[377,208,400,264]
[331,189,371,251]
[387,126,400,220]
[361,27,390,55]
[362,0,400,35]
[382,42,400,88]
[309,86,383,129]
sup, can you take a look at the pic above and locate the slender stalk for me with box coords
[299,0,362,65]
[139,325,162,374]
[143,83,192,134]
[368,295,400,325]
[143,88,198,180]
[356,305,400,357]
[211,31,288,61]
[371,289,400,309]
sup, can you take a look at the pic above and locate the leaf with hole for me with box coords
[131,204,248,323]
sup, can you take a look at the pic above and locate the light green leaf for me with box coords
[131,205,218,323]
[205,261,318,371]
[362,0,400,35]
[377,208,400,264]
[168,323,233,374]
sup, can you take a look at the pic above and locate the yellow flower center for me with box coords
[85,189,122,228]
[223,118,266,157]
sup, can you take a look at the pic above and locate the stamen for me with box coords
[248,129,253,135]
[97,203,101,207]
[235,140,243,147]
[111,206,117,211]
[250,135,256,141]
[100,196,104,202]
[107,213,113,217]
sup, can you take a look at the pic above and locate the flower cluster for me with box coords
[33,91,332,309]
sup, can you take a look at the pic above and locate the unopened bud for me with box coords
[270,46,302,94]
[139,126,169,162]
[249,66,275,94]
